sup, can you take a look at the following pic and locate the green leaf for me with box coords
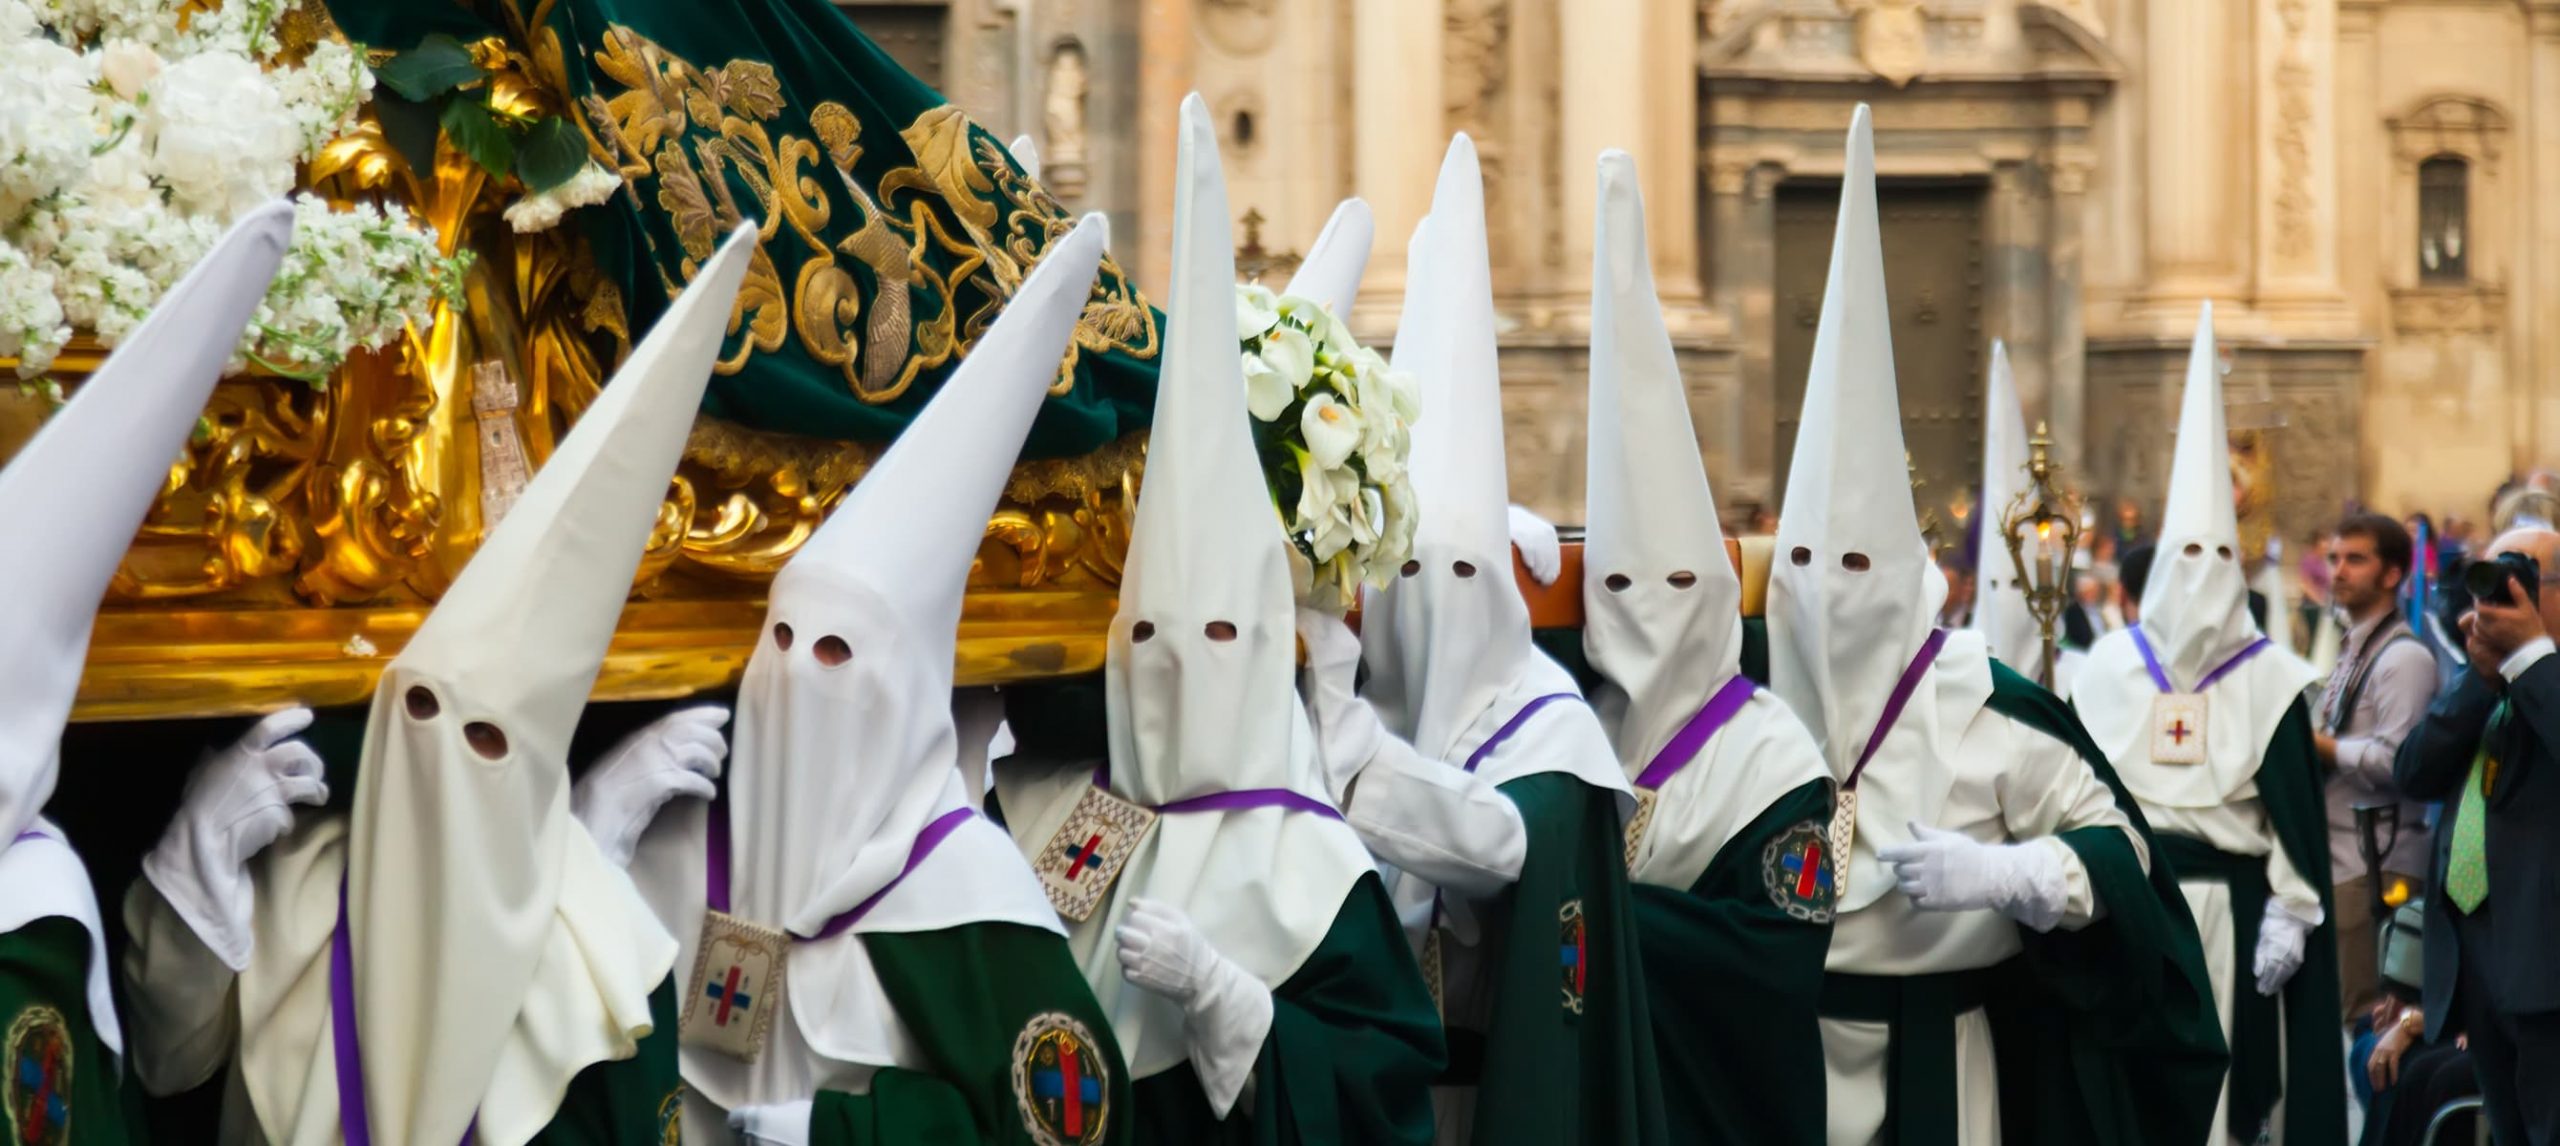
[374,33,485,102]
[441,96,515,181]
[515,115,587,193]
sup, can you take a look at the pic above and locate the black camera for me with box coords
[2465,550,2542,606]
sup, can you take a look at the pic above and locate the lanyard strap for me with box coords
[1633,675,1758,790]
[2131,627,2270,695]
[705,792,978,938]
[1843,630,1948,794]
[330,879,474,1146]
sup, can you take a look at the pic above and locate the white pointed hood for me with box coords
[1580,152,1829,891]
[0,203,291,844]
[1361,136,1615,795]
[1580,150,1744,765]
[2069,302,2318,807]
[341,223,757,1146]
[716,217,1106,1075]
[998,95,1373,1092]
[1283,198,1375,317]
[2139,303,2258,683]
[0,202,291,1059]
[1969,340,2043,674]
[1010,134,1042,181]
[1767,104,1950,774]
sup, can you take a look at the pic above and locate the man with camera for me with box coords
[2394,528,2560,1144]
[2317,514,2437,1016]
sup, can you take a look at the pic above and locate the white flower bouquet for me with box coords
[0,0,464,387]
[1235,282,1421,613]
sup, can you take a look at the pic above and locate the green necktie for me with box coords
[2446,700,2508,913]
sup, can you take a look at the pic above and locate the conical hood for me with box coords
[1107,93,1306,805]
[345,223,758,1146]
[734,215,1108,944]
[2138,301,2258,685]
[1359,133,1540,760]
[1283,198,1375,316]
[0,202,292,843]
[1767,105,1948,771]
[1969,340,2042,672]
[1580,150,1743,770]
[1010,134,1042,181]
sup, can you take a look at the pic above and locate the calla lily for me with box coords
[1258,324,1316,392]
[1301,392,1362,470]
[1242,350,1293,421]
[1236,283,1280,339]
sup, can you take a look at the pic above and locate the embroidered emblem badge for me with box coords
[2150,693,2209,765]
[1762,820,1838,923]
[1558,899,1587,1016]
[1035,786,1158,923]
[1012,1012,1111,1146]
[655,1087,682,1145]
[680,911,788,1062]
[4,1004,71,1146]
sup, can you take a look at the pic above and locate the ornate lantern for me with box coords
[1999,422,2084,688]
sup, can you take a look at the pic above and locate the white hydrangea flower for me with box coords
[146,51,300,221]
[274,38,375,157]
[502,161,624,233]
[0,238,70,378]
[96,38,161,99]
[0,34,98,219]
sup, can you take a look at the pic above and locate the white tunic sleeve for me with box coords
[1992,717,2146,930]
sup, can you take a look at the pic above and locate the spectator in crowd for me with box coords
[2318,514,2437,1015]
[2115,542,2154,627]
[2393,526,2560,1144]
[2361,996,2480,1146]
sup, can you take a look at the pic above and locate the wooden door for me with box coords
[1771,180,1986,529]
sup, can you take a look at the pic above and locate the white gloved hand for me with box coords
[571,705,728,868]
[2253,899,2315,996]
[1118,898,1274,1116]
[142,707,329,971]
[1878,822,2068,932]
[727,1099,812,1146]
[1296,607,1386,794]
[1507,504,1562,586]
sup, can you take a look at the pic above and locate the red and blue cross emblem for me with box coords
[1558,899,1588,1015]
[1762,820,1839,923]
[1013,1013,1111,1146]
[1060,833,1106,882]
[704,965,754,1027]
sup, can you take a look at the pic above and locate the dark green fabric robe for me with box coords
[1630,779,1833,1145]
[0,917,143,1146]
[321,0,1160,454]
[811,922,1134,1146]
[2147,700,2344,1146]
[1121,874,1442,1146]
[1451,773,1668,1146]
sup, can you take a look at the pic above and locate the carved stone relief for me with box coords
[1042,39,1091,200]
[2270,0,2316,263]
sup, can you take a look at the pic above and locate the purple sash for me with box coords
[1464,693,1578,774]
[1091,756,1349,822]
[1843,630,1949,795]
[1632,676,1758,790]
[2130,627,2270,695]
[706,794,978,937]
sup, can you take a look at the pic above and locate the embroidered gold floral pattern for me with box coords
[580,24,1155,404]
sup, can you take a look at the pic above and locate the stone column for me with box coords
[2529,6,2560,467]
[1350,0,1444,337]
[1131,0,1193,296]
[2140,0,2243,306]
[1713,157,1781,504]
[2253,0,2353,327]
[2046,153,2094,476]
[1556,0,1708,333]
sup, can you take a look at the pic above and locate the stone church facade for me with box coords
[852,0,2560,544]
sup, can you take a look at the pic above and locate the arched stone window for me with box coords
[2418,155,2469,285]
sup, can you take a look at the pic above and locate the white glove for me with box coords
[1118,898,1273,1116]
[571,705,728,869]
[1878,822,2069,933]
[1296,607,1387,792]
[2253,899,2316,996]
[142,707,329,971]
[727,1099,812,1146]
[1508,504,1562,585]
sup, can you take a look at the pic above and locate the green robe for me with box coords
[1629,779,1832,1145]
[531,980,684,1145]
[1120,874,1443,1146]
[322,0,1160,453]
[810,922,1134,1146]
[1450,773,1668,1146]
[1966,664,2233,1146]
[0,917,143,1146]
[2147,700,2344,1146]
